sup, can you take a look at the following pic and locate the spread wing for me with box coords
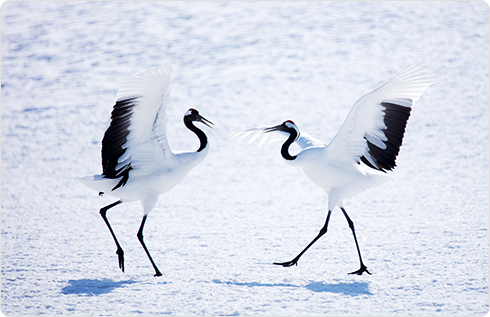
[101,65,172,190]
[325,62,436,171]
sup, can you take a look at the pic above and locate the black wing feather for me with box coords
[101,97,138,190]
[360,102,412,172]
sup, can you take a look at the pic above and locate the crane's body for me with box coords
[232,63,436,274]
[287,145,392,210]
[83,148,209,206]
[80,65,213,276]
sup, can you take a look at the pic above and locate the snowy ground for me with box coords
[1,1,489,316]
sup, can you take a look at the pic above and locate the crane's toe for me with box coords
[348,264,371,275]
[116,248,124,272]
[273,260,298,267]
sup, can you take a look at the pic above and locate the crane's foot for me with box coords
[348,264,371,275]
[273,259,298,267]
[154,270,163,277]
[116,248,125,273]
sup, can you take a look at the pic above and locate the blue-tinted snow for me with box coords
[1,1,489,315]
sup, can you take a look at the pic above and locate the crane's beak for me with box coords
[264,124,283,133]
[197,115,214,128]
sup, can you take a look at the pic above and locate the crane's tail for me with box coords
[79,175,120,194]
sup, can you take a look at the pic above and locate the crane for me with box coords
[80,65,213,277]
[231,63,436,275]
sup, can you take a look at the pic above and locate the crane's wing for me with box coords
[230,128,325,149]
[101,65,172,190]
[325,62,436,171]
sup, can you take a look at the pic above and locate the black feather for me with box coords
[362,102,412,172]
[101,96,138,190]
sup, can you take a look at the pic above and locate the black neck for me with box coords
[185,120,208,152]
[281,130,297,161]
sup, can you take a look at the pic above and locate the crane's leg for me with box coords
[274,210,332,267]
[100,200,125,272]
[137,215,162,277]
[340,207,371,275]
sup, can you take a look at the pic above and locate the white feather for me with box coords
[117,65,172,164]
[230,128,325,149]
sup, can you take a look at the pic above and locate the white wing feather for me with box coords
[116,65,173,175]
[230,128,325,149]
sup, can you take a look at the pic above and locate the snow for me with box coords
[1,1,489,315]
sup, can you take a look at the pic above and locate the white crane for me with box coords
[80,65,213,277]
[231,63,436,275]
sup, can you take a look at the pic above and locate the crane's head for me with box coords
[184,108,214,128]
[264,120,300,141]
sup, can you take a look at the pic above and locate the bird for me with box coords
[231,63,436,275]
[80,65,213,277]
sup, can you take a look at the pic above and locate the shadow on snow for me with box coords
[61,279,137,296]
[60,278,372,297]
[304,281,373,296]
[211,279,373,296]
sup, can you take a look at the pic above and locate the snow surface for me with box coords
[1,1,489,316]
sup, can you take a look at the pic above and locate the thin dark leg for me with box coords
[100,200,125,272]
[340,207,371,275]
[274,210,332,267]
[137,215,162,277]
